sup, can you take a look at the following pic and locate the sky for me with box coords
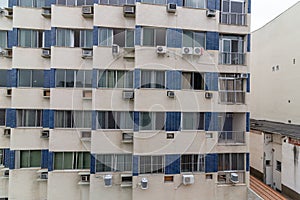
[0,0,299,31]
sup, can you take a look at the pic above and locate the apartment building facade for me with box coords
[0,0,251,199]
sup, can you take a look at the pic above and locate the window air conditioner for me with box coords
[81,131,91,141]
[141,177,148,189]
[157,46,167,54]
[4,8,13,18]
[206,9,216,17]
[182,47,193,55]
[167,3,177,13]
[3,169,9,177]
[42,7,51,17]
[104,174,112,187]
[40,172,48,180]
[122,90,134,100]
[112,44,120,56]
[40,130,49,138]
[230,173,239,183]
[123,5,135,17]
[81,174,90,182]
[167,91,175,98]
[82,49,93,58]
[122,132,133,143]
[42,49,51,58]
[82,90,92,99]
[238,73,248,79]
[82,6,94,15]
[182,174,194,185]
[6,88,12,97]
[4,128,11,137]
[205,92,213,99]
[3,48,12,58]
[194,47,204,55]
[43,89,50,98]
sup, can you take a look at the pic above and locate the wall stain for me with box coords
[293,145,299,166]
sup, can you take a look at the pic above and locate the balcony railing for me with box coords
[220,12,247,26]
[218,131,245,144]
[219,52,245,65]
[219,91,245,104]
[217,171,245,184]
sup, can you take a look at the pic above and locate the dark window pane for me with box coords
[155,29,166,46]
[113,29,125,47]
[32,70,44,87]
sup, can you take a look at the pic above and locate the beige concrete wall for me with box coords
[249,130,263,173]
[51,5,93,29]
[13,7,50,30]
[0,89,12,109]
[0,127,10,147]
[12,88,50,109]
[251,2,300,124]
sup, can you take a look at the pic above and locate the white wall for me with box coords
[249,130,264,173]
[251,2,300,124]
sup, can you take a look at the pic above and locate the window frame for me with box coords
[142,27,166,47]
[18,0,46,7]
[181,71,204,90]
[0,31,7,49]
[95,154,133,173]
[218,153,245,171]
[139,112,165,131]
[181,112,205,130]
[55,69,92,88]
[97,111,134,130]
[18,69,44,88]
[276,160,281,172]
[0,109,5,127]
[139,155,165,174]
[182,30,206,49]
[98,28,134,48]
[141,0,167,5]
[17,109,43,127]
[183,0,206,9]
[20,150,42,168]
[54,110,92,128]
[53,152,90,170]
[18,29,43,48]
[180,154,205,173]
[97,70,134,89]
[140,70,166,89]
[56,0,94,6]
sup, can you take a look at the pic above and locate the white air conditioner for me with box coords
[81,174,90,182]
[230,173,239,184]
[123,90,134,100]
[4,128,11,137]
[42,7,51,17]
[182,47,193,55]
[141,177,148,189]
[82,6,93,15]
[123,5,135,17]
[182,174,194,185]
[167,91,175,98]
[112,44,120,56]
[194,47,204,55]
[205,92,213,99]
[4,8,13,18]
[42,49,51,58]
[167,3,177,13]
[122,132,133,143]
[40,172,48,180]
[81,131,91,141]
[238,73,248,79]
[206,9,216,17]
[41,130,49,138]
[104,174,112,187]
[156,46,167,54]
[82,49,93,58]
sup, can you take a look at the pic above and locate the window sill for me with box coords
[15,127,43,129]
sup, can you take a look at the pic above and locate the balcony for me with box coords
[219,52,245,65]
[218,131,245,145]
[217,171,245,184]
[219,91,245,104]
[220,12,247,26]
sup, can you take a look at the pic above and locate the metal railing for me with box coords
[218,131,245,144]
[219,52,245,65]
[219,91,245,104]
[217,171,245,184]
[220,12,247,26]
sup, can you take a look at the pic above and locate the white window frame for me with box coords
[139,155,165,174]
[183,0,206,9]
[180,154,205,172]
[18,29,43,48]
[182,30,206,48]
[56,29,74,47]
[142,27,166,47]
[95,154,132,172]
[80,29,93,48]
[53,152,90,170]
[140,70,166,89]
[17,109,42,127]
[18,69,44,88]
[182,112,205,130]
[19,150,42,168]
[97,111,133,130]
[0,31,7,49]
[139,112,165,131]
[218,153,245,171]
[97,70,134,88]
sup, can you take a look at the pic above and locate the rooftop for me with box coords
[251,119,300,139]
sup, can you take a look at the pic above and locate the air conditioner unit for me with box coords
[3,169,9,177]
[81,131,91,141]
[40,130,49,138]
[157,46,167,54]
[123,90,134,100]
[182,174,194,185]
[230,173,239,184]
[82,90,92,99]
[4,8,13,18]
[3,48,12,58]
[43,89,50,98]
[112,44,120,56]
[42,49,51,58]
[82,49,93,58]
[123,5,135,17]
[205,92,213,99]
[167,91,175,98]
[166,132,174,139]
[182,47,193,55]
[41,7,51,17]
[40,172,48,180]
[81,174,90,182]
[167,3,177,13]
[104,174,112,187]
[238,73,248,79]
[82,6,94,15]
[121,174,133,187]
[6,88,12,97]
[141,177,148,189]
[4,128,11,137]
[206,9,216,17]
[122,132,133,143]
[194,47,204,55]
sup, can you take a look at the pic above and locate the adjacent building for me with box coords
[0,0,251,199]
[250,2,300,199]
